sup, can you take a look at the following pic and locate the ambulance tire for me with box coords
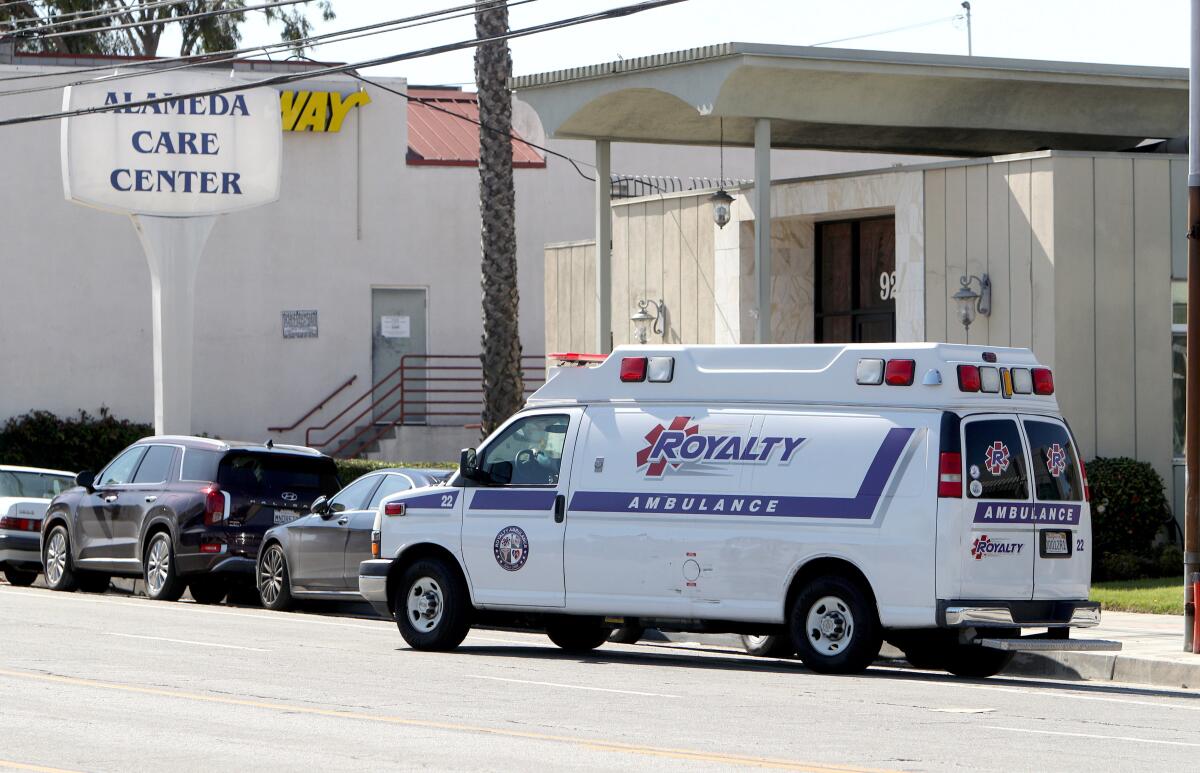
[789,575,881,674]
[395,558,471,652]
[609,625,646,644]
[740,634,795,658]
[546,618,610,653]
[942,644,1015,679]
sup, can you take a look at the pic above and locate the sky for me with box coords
[156,0,1191,86]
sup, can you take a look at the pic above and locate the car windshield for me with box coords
[0,470,75,499]
[216,452,339,499]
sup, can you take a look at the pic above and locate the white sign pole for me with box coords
[131,214,216,435]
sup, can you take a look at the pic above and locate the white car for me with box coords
[0,465,76,586]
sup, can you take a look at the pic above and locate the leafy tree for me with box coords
[475,0,523,437]
[0,0,334,57]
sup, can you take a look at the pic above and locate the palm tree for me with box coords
[475,0,523,437]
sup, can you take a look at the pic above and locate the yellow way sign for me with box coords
[280,90,371,133]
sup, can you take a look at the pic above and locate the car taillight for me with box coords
[203,485,225,526]
[371,530,381,558]
[957,364,981,392]
[938,452,963,498]
[1080,459,1090,502]
[1032,367,1055,395]
[199,540,223,554]
[884,359,915,386]
[0,516,41,532]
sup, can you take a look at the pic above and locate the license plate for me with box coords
[273,510,300,525]
[1043,530,1070,556]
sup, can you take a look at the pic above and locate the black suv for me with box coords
[40,436,340,602]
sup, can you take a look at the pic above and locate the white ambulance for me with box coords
[359,343,1119,677]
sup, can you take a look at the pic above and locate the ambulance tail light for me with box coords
[856,359,885,385]
[957,365,981,392]
[1032,367,1055,395]
[938,452,963,498]
[620,357,647,382]
[1080,459,1091,502]
[884,359,915,386]
[1011,368,1033,394]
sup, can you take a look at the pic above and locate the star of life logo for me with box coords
[970,534,1024,560]
[1046,443,1068,478]
[984,441,1010,476]
[636,416,805,478]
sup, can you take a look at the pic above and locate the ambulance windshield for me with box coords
[481,414,568,486]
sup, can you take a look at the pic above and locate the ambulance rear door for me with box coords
[1022,416,1089,600]
[952,414,1035,599]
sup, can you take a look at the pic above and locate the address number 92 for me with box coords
[879,271,898,301]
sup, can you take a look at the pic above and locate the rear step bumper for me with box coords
[939,599,1100,628]
[978,637,1122,653]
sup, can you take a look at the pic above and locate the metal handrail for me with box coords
[322,354,545,458]
[267,375,357,433]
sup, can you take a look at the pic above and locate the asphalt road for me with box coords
[3,582,1200,772]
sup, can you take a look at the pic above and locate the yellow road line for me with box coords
[0,667,888,772]
[0,760,84,773]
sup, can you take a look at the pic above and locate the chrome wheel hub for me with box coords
[45,530,67,585]
[805,595,854,657]
[146,537,170,595]
[259,548,284,605]
[406,576,444,633]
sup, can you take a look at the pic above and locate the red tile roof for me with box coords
[406,88,546,168]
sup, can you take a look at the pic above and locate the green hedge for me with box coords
[334,458,456,485]
[0,408,152,474]
[1086,456,1177,581]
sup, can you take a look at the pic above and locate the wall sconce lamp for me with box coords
[631,299,667,344]
[952,273,991,332]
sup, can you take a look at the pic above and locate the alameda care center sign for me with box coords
[61,72,282,435]
[62,71,281,216]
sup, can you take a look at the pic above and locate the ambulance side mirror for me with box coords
[459,448,481,482]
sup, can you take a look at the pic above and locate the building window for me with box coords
[815,216,896,343]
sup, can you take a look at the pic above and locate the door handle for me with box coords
[103,494,118,504]
[144,496,157,504]
[337,517,349,526]
[554,494,565,524]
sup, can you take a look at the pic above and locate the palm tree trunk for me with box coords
[475,0,523,437]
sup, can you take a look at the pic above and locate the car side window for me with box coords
[132,445,175,484]
[1023,420,1083,502]
[329,474,382,512]
[963,418,1028,500]
[368,474,413,510]
[480,414,569,486]
[98,447,147,487]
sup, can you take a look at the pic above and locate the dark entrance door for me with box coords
[815,216,896,343]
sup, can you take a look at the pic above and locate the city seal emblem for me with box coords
[493,525,529,572]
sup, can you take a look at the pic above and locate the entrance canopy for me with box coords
[511,43,1186,156]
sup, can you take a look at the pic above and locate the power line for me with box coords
[3,0,199,32]
[0,0,510,85]
[807,13,961,48]
[28,0,309,41]
[0,0,689,129]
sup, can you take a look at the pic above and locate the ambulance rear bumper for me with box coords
[939,600,1100,628]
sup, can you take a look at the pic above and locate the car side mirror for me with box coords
[75,470,95,494]
[459,447,482,482]
[490,461,513,486]
[310,495,329,515]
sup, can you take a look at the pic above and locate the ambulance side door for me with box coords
[459,408,584,608]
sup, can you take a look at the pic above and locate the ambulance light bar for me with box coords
[620,356,675,383]
[549,352,608,366]
[855,358,915,386]
[958,364,1053,395]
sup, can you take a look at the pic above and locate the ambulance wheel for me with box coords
[609,625,645,644]
[395,559,471,651]
[546,618,610,652]
[789,575,881,674]
[943,644,1015,679]
[2,567,38,587]
[740,634,795,658]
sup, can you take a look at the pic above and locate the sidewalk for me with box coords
[1004,610,1200,689]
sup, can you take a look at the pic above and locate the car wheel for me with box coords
[789,575,881,675]
[76,572,111,594]
[740,634,796,658]
[2,567,38,587]
[395,558,471,651]
[609,625,646,644]
[257,545,292,611]
[189,577,228,605]
[546,618,610,653]
[43,525,78,592]
[143,532,185,602]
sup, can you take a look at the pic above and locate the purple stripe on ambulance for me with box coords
[972,502,1081,525]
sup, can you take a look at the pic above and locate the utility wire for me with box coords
[3,0,201,32]
[28,0,309,41]
[807,13,961,47]
[0,0,689,129]
[0,0,511,84]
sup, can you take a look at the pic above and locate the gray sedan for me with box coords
[256,468,450,611]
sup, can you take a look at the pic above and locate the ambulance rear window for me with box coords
[1023,420,1083,502]
[963,419,1028,500]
